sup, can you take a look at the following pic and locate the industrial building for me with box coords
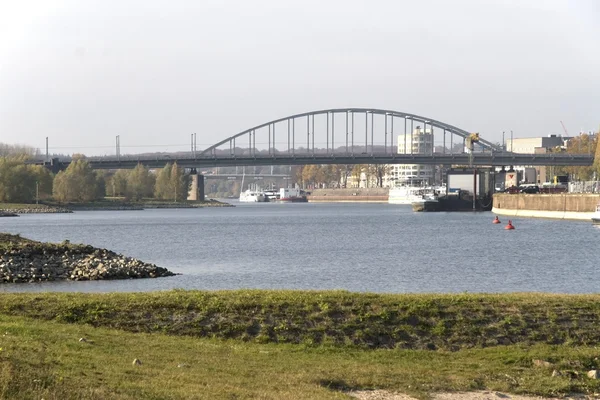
[503,134,567,184]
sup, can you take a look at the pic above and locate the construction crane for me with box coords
[560,121,569,136]
[465,133,480,155]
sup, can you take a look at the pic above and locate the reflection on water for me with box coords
[0,203,598,294]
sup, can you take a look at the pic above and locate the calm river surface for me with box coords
[0,202,598,293]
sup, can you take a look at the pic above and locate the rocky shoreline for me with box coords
[0,206,71,215]
[0,234,176,283]
[0,200,233,214]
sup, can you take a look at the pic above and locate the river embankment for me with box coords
[1,199,233,213]
[307,188,389,203]
[0,204,71,214]
[5,291,600,399]
[0,233,175,283]
[492,193,599,221]
[68,199,234,210]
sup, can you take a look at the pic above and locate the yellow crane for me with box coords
[465,133,480,153]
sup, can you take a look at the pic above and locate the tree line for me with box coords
[292,164,390,188]
[552,133,599,181]
[0,156,190,204]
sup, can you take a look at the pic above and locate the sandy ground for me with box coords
[348,390,596,400]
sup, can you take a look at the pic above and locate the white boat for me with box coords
[592,202,600,224]
[239,189,267,202]
[278,187,307,202]
[389,185,446,205]
[239,174,267,202]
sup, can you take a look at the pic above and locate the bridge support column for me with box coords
[187,169,205,202]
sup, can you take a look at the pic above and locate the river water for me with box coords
[0,203,598,294]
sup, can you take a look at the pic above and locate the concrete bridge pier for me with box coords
[187,168,205,201]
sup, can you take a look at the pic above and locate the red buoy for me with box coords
[493,216,501,224]
[505,220,515,230]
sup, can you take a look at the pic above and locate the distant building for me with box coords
[503,134,567,184]
[504,135,566,154]
[385,126,435,187]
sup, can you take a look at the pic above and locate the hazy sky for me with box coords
[0,0,599,156]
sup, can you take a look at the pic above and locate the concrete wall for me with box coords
[492,193,600,220]
[307,188,389,203]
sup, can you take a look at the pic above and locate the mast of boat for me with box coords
[240,166,245,196]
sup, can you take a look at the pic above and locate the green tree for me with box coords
[0,158,53,203]
[170,162,189,202]
[30,165,54,201]
[0,143,37,157]
[108,169,129,197]
[52,159,102,202]
[154,163,173,200]
[94,171,106,199]
[555,134,598,180]
[126,164,155,201]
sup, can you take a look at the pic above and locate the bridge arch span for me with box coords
[201,108,501,156]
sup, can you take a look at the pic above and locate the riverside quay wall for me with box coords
[307,188,389,203]
[492,193,600,221]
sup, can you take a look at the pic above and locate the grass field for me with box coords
[2,291,600,350]
[2,313,600,400]
[1,291,600,399]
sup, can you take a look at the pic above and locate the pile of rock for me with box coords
[0,207,71,214]
[0,243,176,283]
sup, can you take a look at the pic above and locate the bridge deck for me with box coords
[38,152,593,170]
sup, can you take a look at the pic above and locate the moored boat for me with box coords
[278,187,308,202]
[411,192,440,212]
[263,189,280,201]
[388,185,428,205]
[592,203,600,224]
[389,185,446,205]
[239,174,267,203]
[239,189,267,202]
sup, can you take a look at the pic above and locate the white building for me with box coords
[386,126,435,187]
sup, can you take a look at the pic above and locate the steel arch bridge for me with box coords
[200,107,502,157]
[36,107,595,171]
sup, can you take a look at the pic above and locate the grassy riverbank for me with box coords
[4,291,600,350]
[2,291,600,398]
